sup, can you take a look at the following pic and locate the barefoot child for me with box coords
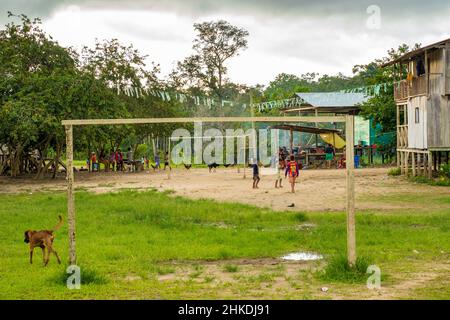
[252,160,260,189]
[285,155,299,193]
[275,157,284,188]
[163,151,171,170]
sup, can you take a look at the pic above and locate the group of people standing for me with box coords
[88,148,171,172]
[88,148,132,172]
[277,150,300,194]
[252,148,300,194]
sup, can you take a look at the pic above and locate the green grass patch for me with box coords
[0,189,449,299]
[51,265,108,286]
[409,175,450,187]
[318,254,372,283]
[388,167,401,176]
[223,264,239,273]
[149,265,175,275]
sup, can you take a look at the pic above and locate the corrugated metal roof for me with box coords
[295,92,369,108]
[382,37,450,67]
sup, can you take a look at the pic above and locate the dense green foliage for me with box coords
[0,13,185,177]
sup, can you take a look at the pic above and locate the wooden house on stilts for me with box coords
[384,38,450,177]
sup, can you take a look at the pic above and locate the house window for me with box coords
[415,107,420,123]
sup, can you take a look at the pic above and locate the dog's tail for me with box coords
[52,215,63,232]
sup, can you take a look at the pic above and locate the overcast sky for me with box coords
[2,0,450,86]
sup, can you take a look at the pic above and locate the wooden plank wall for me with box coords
[408,96,427,149]
[427,48,450,148]
[446,47,450,95]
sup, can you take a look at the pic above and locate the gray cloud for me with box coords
[2,0,450,85]
[1,0,448,21]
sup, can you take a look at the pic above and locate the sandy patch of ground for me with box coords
[1,167,448,212]
[134,257,450,299]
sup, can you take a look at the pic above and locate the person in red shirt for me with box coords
[91,152,98,172]
[285,155,299,193]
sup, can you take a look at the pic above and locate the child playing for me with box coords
[163,151,170,170]
[252,160,260,189]
[91,152,98,172]
[109,149,116,172]
[275,157,284,188]
[285,155,299,193]
[154,153,160,170]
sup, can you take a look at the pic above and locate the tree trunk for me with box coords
[10,145,24,178]
[34,137,52,179]
[52,143,62,179]
[34,149,45,179]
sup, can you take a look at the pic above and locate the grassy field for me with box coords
[0,188,449,299]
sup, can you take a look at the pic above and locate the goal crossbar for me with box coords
[61,116,346,126]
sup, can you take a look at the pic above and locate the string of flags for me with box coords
[118,82,392,112]
[118,86,246,110]
[340,82,392,96]
[118,86,304,111]
[251,98,304,112]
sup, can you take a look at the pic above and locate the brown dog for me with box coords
[24,215,63,266]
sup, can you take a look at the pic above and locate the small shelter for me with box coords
[270,124,346,166]
[270,124,344,150]
[277,92,373,167]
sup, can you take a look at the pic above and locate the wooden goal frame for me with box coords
[62,116,356,266]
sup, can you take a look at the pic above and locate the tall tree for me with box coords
[0,14,130,177]
[0,13,77,177]
[81,38,160,91]
[172,20,249,102]
[264,73,311,101]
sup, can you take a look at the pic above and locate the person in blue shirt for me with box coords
[154,153,160,170]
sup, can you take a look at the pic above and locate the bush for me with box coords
[223,264,239,273]
[439,163,450,179]
[294,212,307,222]
[409,176,430,184]
[318,254,372,283]
[409,175,450,187]
[435,178,450,187]
[388,167,401,176]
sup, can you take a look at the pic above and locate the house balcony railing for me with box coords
[394,74,428,101]
[397,125,408,148]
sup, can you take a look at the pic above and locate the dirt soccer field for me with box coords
[1,167,448,212]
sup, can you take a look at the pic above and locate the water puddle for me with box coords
[281,252,323,261]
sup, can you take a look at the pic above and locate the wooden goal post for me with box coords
[62,116,356,266]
